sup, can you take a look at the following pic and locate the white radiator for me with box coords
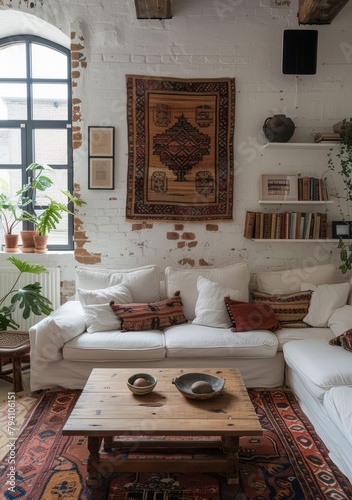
[0,266,61,331]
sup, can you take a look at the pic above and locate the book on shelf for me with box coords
[244,211,256,239]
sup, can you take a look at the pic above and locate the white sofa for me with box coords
[29,261,348,390]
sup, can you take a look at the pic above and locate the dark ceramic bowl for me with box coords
[172,372,225,400]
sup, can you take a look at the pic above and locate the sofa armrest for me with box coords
[29,301,86,362]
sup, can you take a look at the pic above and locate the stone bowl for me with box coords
[172,372,225,400]
[127,373,157,395]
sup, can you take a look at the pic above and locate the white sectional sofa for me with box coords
[29,260,352,481]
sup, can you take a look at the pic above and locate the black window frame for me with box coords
[0,34,73,250]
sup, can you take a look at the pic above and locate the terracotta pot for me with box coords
[20,230,39,253]
[4,234,20,253]
[34,235,48,254]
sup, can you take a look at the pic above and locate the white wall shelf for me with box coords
[258,200,334,205]
[263,142,339,150]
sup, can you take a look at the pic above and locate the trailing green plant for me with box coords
[19,163,86,236]
[327,118,352,273]
[0,256,53,331]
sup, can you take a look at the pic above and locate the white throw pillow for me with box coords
[77,283,132,306]
[75,265,160,302]
[328,305,352,337]
[77,284,133,333]
[302,282,350,327]
[192,277,243,328]
[165,262,250,320]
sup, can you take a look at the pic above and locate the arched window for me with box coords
[0,35,73,250]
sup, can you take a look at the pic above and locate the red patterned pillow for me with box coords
[224,297,281,333]
[251,290,312,328]
[329,328,352,352]
[110,291,187,331]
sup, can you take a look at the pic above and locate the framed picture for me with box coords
[260,174,297,201]
[89,158,114,190]
[89,126,114,157]
[332,221,352,239]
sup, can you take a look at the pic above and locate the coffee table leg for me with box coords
[12,357,23,393]
[222,436,240,484]
[87,436,102,487]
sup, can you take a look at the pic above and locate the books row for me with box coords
[297,176,329,201]
[244,211,328,240]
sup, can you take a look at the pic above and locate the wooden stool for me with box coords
[0,331,30,392]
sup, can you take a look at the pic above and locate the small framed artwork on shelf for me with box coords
[260,174,297,201]
[332,221,352,239]
[88,126,115,189]
[88,158,114,190]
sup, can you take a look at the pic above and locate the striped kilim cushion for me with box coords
[252,290,313,328]
[110,291,187,331]
[329,329,352,352]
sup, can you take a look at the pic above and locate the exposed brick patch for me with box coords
[188,241,198,248]
[174,224,184,231]
[71,29,86,149]
[178,258,195,267]
[132,223,154,230]
[177,241,186,248]
[61,280,76,304]
[181,232,195,240]
[206,224,219,231]
[167,232,180,240]
[75,249,102,264]
[72,127,82,149]
[199,259,211,266]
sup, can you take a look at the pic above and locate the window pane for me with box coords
[34,129,68,165]
[33,169,68,206]
[31,44,67,79]
[0,169,23,237]
[0,129,22,164]
[0,43,26,78]
[0,83,27,119]
[32,84,68,120]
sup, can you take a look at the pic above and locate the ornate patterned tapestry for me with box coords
[126,75,235,221]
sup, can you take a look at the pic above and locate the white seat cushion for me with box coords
[63,330,166,362]
[323,387,352,447]
[276,327,334,351]
[284,339,352,400]
[164,324,278,359]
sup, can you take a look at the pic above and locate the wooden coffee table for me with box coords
[62,367,262,486]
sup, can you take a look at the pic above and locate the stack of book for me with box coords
[314,132,341,143]
[244,211,328,240]
[297,176,329,201]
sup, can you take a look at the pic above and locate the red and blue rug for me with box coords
[0,389,351,499]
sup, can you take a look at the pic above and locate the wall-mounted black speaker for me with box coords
[282,30,318,75]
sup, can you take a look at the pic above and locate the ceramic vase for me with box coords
[34,235,48,254]
[20,230,39,253]
[4,234,20,253]
[263,114,295,143]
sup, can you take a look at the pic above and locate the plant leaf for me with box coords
[10,283,53,319]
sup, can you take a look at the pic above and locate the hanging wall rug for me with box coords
[126,75,235,221]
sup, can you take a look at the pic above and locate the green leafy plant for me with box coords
[0,256,53,331]
[327,118,352,273]
[20,163,86,236]
[0,178,23,234]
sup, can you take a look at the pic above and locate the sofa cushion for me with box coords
[302,282,350,327]
[165,262,250,320]
[252,290,312,327]
[63,330,166,362]
[77,283,134,333]
[110,292,187,331]
[164,323,278,359]
[224,297,281,332]
[276,327,334,351]
[75,265,160,302]
[255,263,335,294]
[323,387,352,448]
[328,305,352,336]
[329,329,352,352]
[192,277,242,328]
[283,339,352,400]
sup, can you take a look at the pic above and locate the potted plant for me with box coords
[0,178,23,253]
[19,163,86,253]
[0,256,53,331]
[327,118,352,274]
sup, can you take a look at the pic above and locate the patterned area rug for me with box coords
[126,75,235,221]
[0,389,351,499]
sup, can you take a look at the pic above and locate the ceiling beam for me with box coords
[134,0,173,19]
[298,0,351,24]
